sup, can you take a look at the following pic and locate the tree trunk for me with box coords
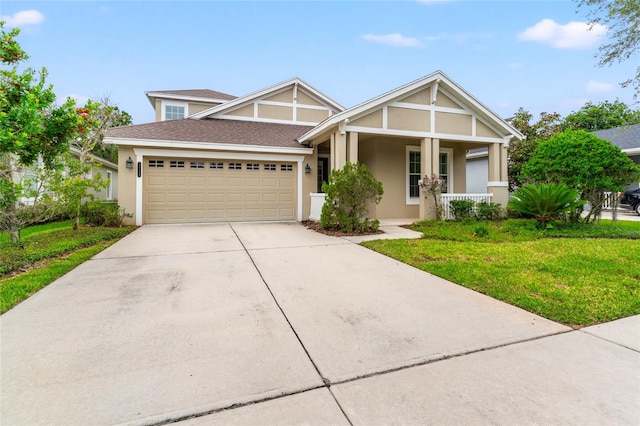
[73,206,80,230]
[7,202,21,243]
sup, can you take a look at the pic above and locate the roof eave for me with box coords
[103,136,314,155]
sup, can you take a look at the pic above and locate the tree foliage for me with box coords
[320,162,383,233]
[507,108,564,191]
[507,183,585,227]
[522,129,640,222]
[0,22,80,242]
[563,99,640,131]
[86,99,132,164]
[576,0,640,99]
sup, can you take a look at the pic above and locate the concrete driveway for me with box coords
[1,223,638,425]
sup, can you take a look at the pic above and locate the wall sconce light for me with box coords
[125,157,134,169]
[305,163,312,174]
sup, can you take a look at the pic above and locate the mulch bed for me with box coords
[301,220,384,237]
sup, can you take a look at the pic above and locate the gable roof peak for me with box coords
[188,76,345,120]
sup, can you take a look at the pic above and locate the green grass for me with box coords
[0,242,117,314]
[1,222,134,314]
[363,219,640,327]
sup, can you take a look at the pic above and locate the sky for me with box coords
[2,0,637,125]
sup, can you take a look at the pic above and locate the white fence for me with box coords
[440,193,493,220]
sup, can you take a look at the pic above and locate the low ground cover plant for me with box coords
[363,219,640,327]
[1,220,134,313]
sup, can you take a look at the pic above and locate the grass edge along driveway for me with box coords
[1,221,134,314]
[362,220,640,328]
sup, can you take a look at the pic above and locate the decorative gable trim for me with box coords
[188,77,344,124]
[297,71,523,144]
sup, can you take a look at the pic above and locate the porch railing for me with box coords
[440,193,493,220]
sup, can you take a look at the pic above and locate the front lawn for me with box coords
[362,219,640,327]
[0,222,134,314]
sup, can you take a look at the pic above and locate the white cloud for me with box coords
[586,80,614,94]
[1,10,45,27]
[362,33,423,48]
[518,19,607,49]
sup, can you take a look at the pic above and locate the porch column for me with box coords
[348,132,359,163]
[419,137,439,220]
[333,131,347,170]
[487,142,509,207]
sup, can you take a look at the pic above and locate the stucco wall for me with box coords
[359,137,420,219]
[117,147,137,225]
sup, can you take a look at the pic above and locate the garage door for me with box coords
[143,158,297,224]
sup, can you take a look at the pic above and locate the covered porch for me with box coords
[297,72,520,222]
[309,130,508,221]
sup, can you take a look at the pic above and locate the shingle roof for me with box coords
[150,89,236,100]
[593,124,640,150]
[105,118,313,148]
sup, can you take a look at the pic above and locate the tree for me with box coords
[522,129,640,222]
[507,108,564,191]
[87,100,132,164]
[0,22,80,243]
[576,0,640,99]
[563,100,640,131]
[320,162,383,233]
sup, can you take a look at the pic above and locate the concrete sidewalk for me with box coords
[1,223,638,425]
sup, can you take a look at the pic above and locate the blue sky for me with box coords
[2,1,637,124]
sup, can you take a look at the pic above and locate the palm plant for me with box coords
[507,183,585,226]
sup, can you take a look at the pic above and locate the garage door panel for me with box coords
[167,193,187,203]
[168,176,187,186]
[144,158,297,224]
[148,176,166,186]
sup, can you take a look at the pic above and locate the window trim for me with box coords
[406,146,453,205]
[160,100,188,121]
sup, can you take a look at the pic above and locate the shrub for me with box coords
[449,199,475,221]
[507,183,585,228]
[16,200,71,227]
[320,162,383,233]
[81,201,131,227]
[522,130,640,222]
[476,201,503,221]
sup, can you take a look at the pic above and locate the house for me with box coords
[18,148,118,206]
[105,71,523,226]
[593,124,640,189]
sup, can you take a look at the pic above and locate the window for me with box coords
[229,162,242,170]
[408,151,421,199]
[106,171,113,200]
[170,160,185,169]
[190,161,205,169]
[149,160,164,168]
[246,163,260,170]
[280,164,293,172]
[406,147,451,204]
[210,162,223,169]
[264,163,276,171]
[165,105,185,120]
[439,152,449,194]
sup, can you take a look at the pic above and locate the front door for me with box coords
[317,157,329,192]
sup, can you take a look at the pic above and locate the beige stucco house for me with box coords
[105,71,523,226]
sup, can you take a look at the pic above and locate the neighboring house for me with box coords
[592,124,640,190]
[105,71,523,226]
[18,148,118,206]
